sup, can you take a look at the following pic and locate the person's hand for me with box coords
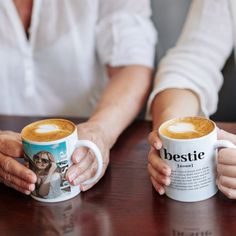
[216,128,236,199]
[147,130,171,195]
[0,130,37,194]
[66,122,109,191]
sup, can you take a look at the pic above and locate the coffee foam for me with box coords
[36,124,60,134]
[160,117,215,139]
[167,122,196,134]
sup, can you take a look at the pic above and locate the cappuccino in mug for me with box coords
[21,119,103,203]
[159,117,215,139]
[21,119,76,142]
[158,116,236,202]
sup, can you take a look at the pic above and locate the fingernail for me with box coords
[24,190,31,195]
[26,172,37,183]
[73,176,83,185]
[165,178,171,186]
[163,167,171,176]
[80,185,84,191]
[68,172,77,182]
[28,184,35,192]
[75,155,81,162]
[159,188,165,195]
[153,141,161,149]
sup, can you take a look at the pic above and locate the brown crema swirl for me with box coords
[21,119,76,142]
[159,117,215,139]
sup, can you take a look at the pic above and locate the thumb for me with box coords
[217,128,236,145]
[148,130,162,150]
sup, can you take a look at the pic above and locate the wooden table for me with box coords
[1,116,236,236]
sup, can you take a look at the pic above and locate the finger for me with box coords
[81,158,108,192]
[0,171,35,192]
[218,148,236,165]
[148,148,171,176]
[73,161,98,187]
[80,182,95,192]
[1,178,31,195]
[0,130,21,139]
[218,175,236,189]
[148,163,170,186]
[218,183,236,199]
[0,153,37,183]
[67,150,95,183]
[148,131,162,149]
[0,134,23,157]
[71,146,89,163]
[217,128,236,144]
[150,176,165,195]
[217,163,236,178]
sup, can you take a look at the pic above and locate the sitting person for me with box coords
[0,0,157,194]
[147,0,236,199]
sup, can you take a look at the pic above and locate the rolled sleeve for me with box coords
[96,8,157,68]
[146,72,222,120]
[146,0,233,120]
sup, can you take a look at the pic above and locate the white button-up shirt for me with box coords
[147,0,235,119]
[1,0,157,116]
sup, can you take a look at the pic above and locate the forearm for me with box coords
[151,88,200,130]
[89,65,152,148]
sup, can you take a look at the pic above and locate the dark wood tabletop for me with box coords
[1,116,236,236]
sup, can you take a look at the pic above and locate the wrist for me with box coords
[152,108,178,131]
[79,119,116,149]
[151,89,200,130]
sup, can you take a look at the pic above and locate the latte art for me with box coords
[36,124,60,134]
[160,117,215,139]
[167,122,196,134]
[21,119,76,142]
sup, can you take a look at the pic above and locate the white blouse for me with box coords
[147,0,235,119]
[0,0,157,117]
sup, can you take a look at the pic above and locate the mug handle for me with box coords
[74,140,103,185]
[214,140,236,149]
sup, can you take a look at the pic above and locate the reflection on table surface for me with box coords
[31,197,111,236]
[167,197,220,236]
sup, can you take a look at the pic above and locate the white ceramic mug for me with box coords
[22,119,103,203]
[159,117,236,202]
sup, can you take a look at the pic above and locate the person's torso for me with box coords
[0,0,107,117]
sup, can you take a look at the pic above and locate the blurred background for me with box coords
[151,0,236,122]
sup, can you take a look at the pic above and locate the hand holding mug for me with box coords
[148,130,171,195]
[0,131,36,194]
[148,126,236,200]
[67,121,109,191]
[216,129,236,199]
[21,119,104,202]
[148,117,236,202]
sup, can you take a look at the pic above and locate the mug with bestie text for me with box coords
[158,116,236,202]
[21,118,103,203]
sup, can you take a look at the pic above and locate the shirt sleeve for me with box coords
[96,0,157,68]
[146,0,234,120]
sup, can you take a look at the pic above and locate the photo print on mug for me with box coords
[23,140,71,199]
